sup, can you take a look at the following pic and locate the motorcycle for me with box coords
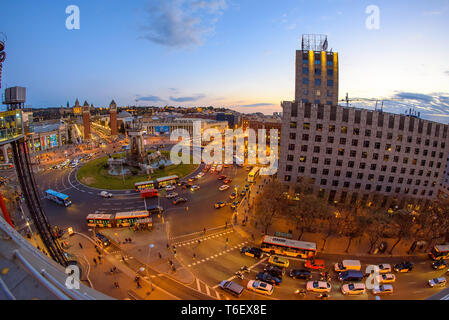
[295,289,307,297]
[240,266,250,274]
[234,271,244,280]
[316,293,330,300]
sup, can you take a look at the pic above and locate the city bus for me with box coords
[261,235,317,259]
[429,244,449,261]
[247,167,260,183]
[86,213,114,228]
[140,189,158,199]
[114,211,151,228]
[45,189,72,207]
[0,163,13,170]
[156,175,179,188]
[86,211,151,228]
[135,180,156,191]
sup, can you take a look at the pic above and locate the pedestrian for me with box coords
[135,276,140,282]
[114,282,120,288]
[79,242,83,249]
[158,252,162,259]
[93,258,97,266]
[225,221,228,229]
[193,253,196,260]
[110,268,114,275]
[137,281,142,288]
[166,243,170,250]
[197,239,201,246]
[113,267,117,273]
[203,227,206,234]
[98,256,102,264]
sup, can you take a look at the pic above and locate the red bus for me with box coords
[140,189,159,199]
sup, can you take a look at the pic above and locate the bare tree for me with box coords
[388,209,415,254]
[363,209,392,254]
[288,193,328,240]
[253,181,288,235]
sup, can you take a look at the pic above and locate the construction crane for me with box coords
[341,93,421,117]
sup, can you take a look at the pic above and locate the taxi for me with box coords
[306,281,331,293]
[377,273,396,284]
[214,201,226,209]
[341,283,366,295]
[229,193,237,200]
[246,280,274,296]
[268,255,290,268]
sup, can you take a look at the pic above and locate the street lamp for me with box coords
[147,243,155,292]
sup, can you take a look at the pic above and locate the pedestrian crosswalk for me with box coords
[172,230,234,247]
[186,241,248,268]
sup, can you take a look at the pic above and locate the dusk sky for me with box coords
[1,0,449,120]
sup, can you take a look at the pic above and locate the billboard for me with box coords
[155,126,170,135]
[49,134,58,148]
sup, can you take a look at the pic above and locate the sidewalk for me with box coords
[99,221,196,285]
[64,233,176,300]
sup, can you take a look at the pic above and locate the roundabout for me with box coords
[75,151,197,191]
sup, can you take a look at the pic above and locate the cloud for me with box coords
[170,94,206,102]
[350,92,449,123]
[140,0,227,48]
[392,92,434,103]
[422,11,441,16]
[137,95,162,102]
[239,103,277,108]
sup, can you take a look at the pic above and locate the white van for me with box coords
[334,260,362,272]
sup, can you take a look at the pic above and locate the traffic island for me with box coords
[76,152,197,190]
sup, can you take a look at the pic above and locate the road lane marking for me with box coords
[196,278,201,291]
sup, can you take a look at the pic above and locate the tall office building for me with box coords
[278,101,449,208]
[295,34,339,106]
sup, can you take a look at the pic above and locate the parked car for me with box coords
[341,283,366,295]
[306,281,331,293]
[377,264,392,274]
[223,178,232,184]
[247,280,274,296]
[219,185,230,191]
[256,272,282,286]
[289,269,312,280]
[219,280,244,297]
[173,197,188,205]
[241,246,262,259]
[428,277,447,288]
[166,192,179,199]
[377,274,396,284]
[165,185,176,192]
[214,201,226,209]
[305,259,325,270]
[268,255,290,268]
[229,193,237,200]
[264,265,285,278]
[99,191,112,198]
[218,175,226,180]
[432,260,448,270]
[394,261,414,273]
[95,233,111,247]
[372,284,394,295]
[240,190,247,197]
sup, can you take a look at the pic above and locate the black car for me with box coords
[394,261,414,273]
[240,246,262,259]
[256,272,282,286]
[264,265,284,279]
[96,233,111,247]
[173,197,187,205]
[338,270,364,282]
[289,269,312,280]
[431,260,447,270]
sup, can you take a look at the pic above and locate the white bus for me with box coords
[247,167,260,183]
